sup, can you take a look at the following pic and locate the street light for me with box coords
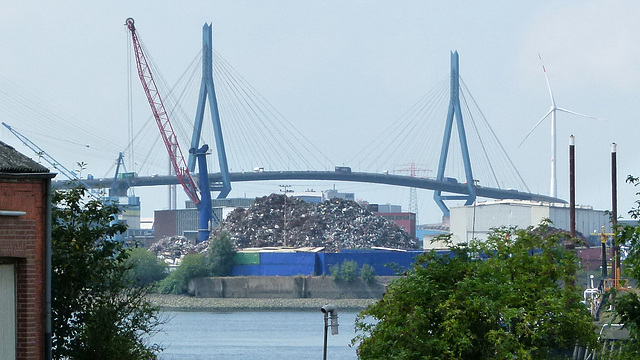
[279,184,292,247]
[321,304,339,360]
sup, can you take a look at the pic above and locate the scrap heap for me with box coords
[212,194,418,252]
[148,235,209,266]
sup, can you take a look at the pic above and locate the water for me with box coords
[152,310,360,360]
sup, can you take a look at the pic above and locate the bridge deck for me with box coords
[54,170,564,204]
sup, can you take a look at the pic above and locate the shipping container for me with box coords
[234,252,260,265]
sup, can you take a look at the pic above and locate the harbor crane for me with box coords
[125,18,213,242]
[2,122,100,199]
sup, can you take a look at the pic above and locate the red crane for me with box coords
[125,18,200,206]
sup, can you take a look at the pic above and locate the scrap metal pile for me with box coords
[148,235,209,266]
[212,194,418,252]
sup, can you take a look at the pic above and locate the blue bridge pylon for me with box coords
[433,51,476,217]
[187,23,231,198]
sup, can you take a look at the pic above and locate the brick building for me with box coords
[0,141,54,360]
[374,212,417,238]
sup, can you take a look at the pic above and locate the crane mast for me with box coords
[125,18,200,206]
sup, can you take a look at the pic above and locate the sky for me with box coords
[1,1,639,225]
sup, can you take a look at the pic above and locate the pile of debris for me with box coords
[212,194,418,252]
[148,235,209,266]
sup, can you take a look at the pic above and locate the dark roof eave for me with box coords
[0,172,57,180]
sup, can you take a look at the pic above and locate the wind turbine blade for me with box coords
[518,108,554,148]
[538,53,556,107]
[556,107,598,120]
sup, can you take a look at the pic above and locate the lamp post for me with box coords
[279,185,292,247]
[321,304,339,360]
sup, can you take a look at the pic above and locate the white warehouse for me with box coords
[449,200,612,245]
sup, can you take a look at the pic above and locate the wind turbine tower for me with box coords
[520,54,596,198]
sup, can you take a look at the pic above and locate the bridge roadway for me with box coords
[53,170,564,204]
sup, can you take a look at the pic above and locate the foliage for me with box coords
[340,260,359,282]
[158,253,210,294]
[331,259,360,282]
[51,187,161,360]
[127,247,168,286]
[329,263,340,278]
[360,263,377,284]
[208,231,236,276]
[605,175,640,357]
[353,223,596,359]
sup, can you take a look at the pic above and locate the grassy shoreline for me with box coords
[147,294,378,311]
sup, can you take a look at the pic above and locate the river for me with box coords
[153,310,361,359]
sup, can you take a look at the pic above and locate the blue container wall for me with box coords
[230,250,435,276]
[321,251,424,276]
[231,264,316,276]
[232,252,317,276]
[260,252,316,265]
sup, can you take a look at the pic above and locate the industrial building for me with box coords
[449,199,611,245]
[373,212,416,238]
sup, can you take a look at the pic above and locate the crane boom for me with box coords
[125,18,200,206]
[2,122,99,199]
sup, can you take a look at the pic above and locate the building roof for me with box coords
[0,141,50,174]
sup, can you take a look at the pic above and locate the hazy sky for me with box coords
[1,1,639,224]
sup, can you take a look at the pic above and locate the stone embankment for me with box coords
[146,294,377,311]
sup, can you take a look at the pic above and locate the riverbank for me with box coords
[147,294,378,311]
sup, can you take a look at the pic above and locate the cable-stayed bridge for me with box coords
[46,22,563,219]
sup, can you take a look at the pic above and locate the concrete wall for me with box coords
[188,276,394,299]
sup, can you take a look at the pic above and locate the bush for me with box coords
[158,253,209,294]
[329,263,340,278]
[332,260,359,282]
[127,247,168,286]
[340,260,359,282]
[208,231,236,276]
[360,264,376,284]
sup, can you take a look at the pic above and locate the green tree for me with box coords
[606,175,640,357]
[208,231,236,276]
[331,260,360,282]
[353,223,596,360]
[51,187,161,360]
[159,253,210,294]
[360,263,376,284]
[127,247,168,286]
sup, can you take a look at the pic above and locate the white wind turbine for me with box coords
[519,54,597,199]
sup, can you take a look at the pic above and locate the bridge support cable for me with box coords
[458,89,500,188]
[459,79,530,193]
[433,51,476,217]
[211,51,333,171]
[213,73,266,169]
[346,77,449,172]
[187,23,231,198]
[212,58,298,170]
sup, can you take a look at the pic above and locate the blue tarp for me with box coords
[321,251,424,276]
[230,250,433,276]
[232,263,316,276]
[260,252,316,265]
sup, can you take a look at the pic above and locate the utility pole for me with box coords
[611,143,620,290]
[569,135,576,241]
[279,185,292,247]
